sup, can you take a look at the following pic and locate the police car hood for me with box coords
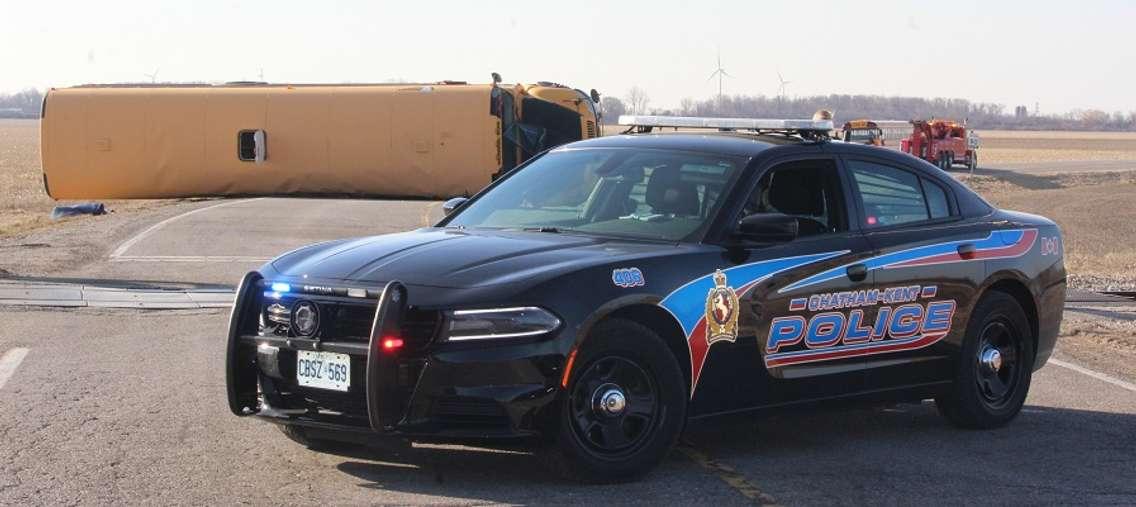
[270,228,678,289]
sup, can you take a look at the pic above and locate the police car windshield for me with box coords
[445,148,745,242]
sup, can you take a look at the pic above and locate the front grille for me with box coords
[259,295,440,348]
[252,287,438,427]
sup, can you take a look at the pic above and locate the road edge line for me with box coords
[1049,358,1136,394]
[109,198,265,259]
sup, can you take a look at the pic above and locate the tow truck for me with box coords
[901,119,981,171]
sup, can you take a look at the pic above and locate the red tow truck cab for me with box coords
[901,119,980,171]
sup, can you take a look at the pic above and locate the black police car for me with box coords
[226,115,1065,482]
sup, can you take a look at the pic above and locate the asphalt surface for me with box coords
[1,161,1135,504]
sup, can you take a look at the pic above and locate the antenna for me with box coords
[706,49,732,110]
[143,68,159,84]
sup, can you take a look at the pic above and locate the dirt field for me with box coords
[0,119,52,235]
[0,119,168,236]
[978,130,1136,165]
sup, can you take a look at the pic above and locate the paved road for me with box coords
[1,161,1135,504]
[1,307,1133,505]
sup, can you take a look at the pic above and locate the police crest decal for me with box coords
[705,269,740,344]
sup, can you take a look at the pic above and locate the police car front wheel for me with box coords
[936,291,1034,429]
[547,318,686,483]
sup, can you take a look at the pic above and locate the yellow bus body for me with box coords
[40,82,597,200]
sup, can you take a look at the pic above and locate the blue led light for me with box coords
[270,282,291,293]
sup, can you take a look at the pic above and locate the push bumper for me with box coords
[225,274,562,441]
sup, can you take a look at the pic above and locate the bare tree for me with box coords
[0,88,44,118]
[679,97,697,116]
[625,86,651,116]
[599,96,626,124]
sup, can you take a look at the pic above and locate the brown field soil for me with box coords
[966,130,1136,165]
[0,119,169,236]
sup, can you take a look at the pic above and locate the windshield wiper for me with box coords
[522,226,563,233]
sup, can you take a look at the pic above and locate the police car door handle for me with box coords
[957,243,977,260]
[846,264,868,282]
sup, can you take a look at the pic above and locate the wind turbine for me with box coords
[776,71,791,100]
[143,68,159,84]
[707,50,732,111]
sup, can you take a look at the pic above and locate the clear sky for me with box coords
[3,0,1133,114]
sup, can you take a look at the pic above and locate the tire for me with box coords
[545,318,686,483]
[936,291,1035,429]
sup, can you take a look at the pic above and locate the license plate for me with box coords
[296,350,351,392]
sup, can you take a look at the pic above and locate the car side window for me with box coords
[849,160,953,228]
[741,159,847,237]
[922,179,950,219]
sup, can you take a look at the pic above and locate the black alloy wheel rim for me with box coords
[975,319,1023,409]
[568,356,659,458]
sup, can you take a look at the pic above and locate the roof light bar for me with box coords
[618,115,834,132]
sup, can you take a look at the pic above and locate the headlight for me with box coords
[291,301,320,337]
[444,306,561,341]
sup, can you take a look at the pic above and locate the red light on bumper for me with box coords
[382,337,404,351]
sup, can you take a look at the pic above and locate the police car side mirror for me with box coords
[735,213,799,242]
[442,197,469,216]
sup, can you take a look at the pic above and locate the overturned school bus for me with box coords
[40,81,600,199]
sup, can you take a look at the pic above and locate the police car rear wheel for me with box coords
[548,319,686,483]
[936,291,1034,429]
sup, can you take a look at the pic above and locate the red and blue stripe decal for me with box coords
[659,251,848,396]
[779,228,1038,294]
[765,330,948,368]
